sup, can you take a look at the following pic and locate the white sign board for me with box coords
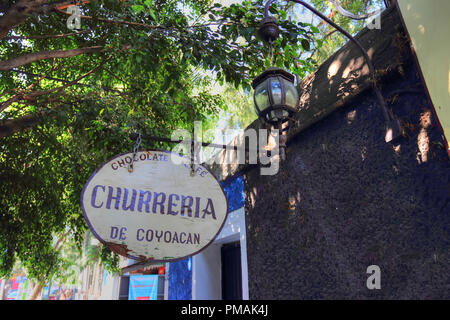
[81,150,229,262]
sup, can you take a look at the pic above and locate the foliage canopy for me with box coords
[0,0,321,282]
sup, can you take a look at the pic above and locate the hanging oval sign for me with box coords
[81,150,229,262]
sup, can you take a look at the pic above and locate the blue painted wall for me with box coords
[221,175,245,213]
[168,257,192,300]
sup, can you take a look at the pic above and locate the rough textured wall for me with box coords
[244,25,449,299]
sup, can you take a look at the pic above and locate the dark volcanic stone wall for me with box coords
[243,28,449,299]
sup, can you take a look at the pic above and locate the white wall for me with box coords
[192,207,249,300]
[100,256,130,300]
[192,243,222,300]
[100,273,120,300]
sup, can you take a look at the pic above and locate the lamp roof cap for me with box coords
[252,67,295,89]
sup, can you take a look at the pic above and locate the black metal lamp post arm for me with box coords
[264,0,402,143]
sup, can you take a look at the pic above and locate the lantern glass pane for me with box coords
[270,78,282,105]
[284,79,299,108]
[254,80,270,111]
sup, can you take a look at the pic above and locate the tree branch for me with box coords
[54,7,168,30]
[0,111,45,138]
[25,56,111,97]
[0,0,75,39]
[0,54,112,114]
[54,230,71,252]
[1,45,131,114]
[9,68,127,94]
[0,63,60,112]
[0,46,105,71]
[0,95,89,138]
[5,30,90,40]
[0,51,125,137]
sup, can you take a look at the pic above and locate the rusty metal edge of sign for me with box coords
[80,149,230,264]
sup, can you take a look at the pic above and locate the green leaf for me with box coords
[301,39,311,51]
[148,9,157,21]
[131,5,145,14]
[311,25,320,33]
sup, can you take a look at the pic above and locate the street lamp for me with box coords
[252,68,299,160]
[252,67,299,126]
[253,0,402,153]
[252,67,298,161]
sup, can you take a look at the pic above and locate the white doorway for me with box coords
[191,207,249,300]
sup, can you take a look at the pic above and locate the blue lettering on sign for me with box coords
[90,185,217,220]
[119,227,127,240]
[110,152,172,170]
[110,226,119,239]
[109,153,209,178]
[91,185,105,208]
[135,228,200,245]
[110,226,127,240]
